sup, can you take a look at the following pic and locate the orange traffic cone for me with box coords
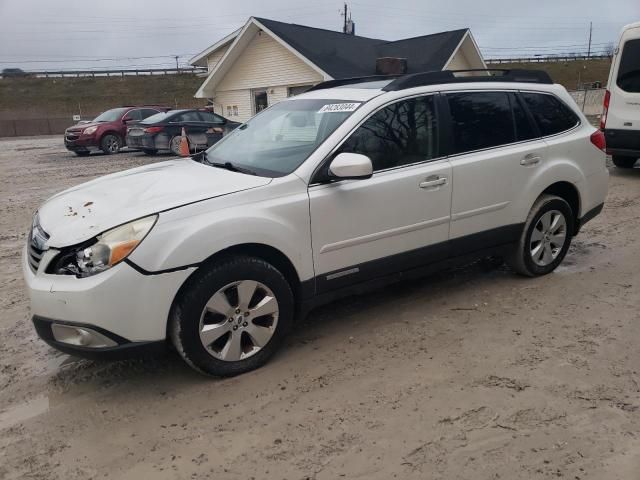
[179,127,190,157]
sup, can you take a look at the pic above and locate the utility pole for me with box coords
[587,22,592,58]
[342,3,348,33]
[174,55,180,72]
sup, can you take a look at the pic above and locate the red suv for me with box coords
[64,106,169,156]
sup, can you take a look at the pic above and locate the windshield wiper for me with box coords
[208,158,257,176]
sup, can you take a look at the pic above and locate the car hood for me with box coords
[66,121,104,132]
[38,159,272,247]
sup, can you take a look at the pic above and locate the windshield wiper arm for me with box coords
[209,159,257,176]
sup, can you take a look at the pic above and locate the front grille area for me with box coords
[28,221,50,273]
[27,241,45,272]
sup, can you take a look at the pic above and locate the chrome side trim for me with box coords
[451,201,510,221]
[326,268,359,280]
[319,215,450,254]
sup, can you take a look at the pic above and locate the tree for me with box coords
[604,42,615,58]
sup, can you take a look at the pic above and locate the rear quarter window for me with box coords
[520,93,579,136]
[617,38,640,93]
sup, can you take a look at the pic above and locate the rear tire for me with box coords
[170,256,294,377]
[612,156,637,168]
[100,134,123,155]
[507,194,574,277]
[143,148,158,155]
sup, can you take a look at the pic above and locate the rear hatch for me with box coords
[607,28,640,131]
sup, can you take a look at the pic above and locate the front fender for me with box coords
[127,178,314,283]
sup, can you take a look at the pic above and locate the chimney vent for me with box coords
[376,57,407,75]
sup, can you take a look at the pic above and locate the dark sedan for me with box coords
[126,109,240,155]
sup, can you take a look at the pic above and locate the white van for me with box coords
[602,22,640,168]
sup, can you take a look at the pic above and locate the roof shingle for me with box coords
[255,17,467,78]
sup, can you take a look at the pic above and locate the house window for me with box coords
[253,89,269,114]
[287,85,312,97]
[226,106,232,117]
[233,105,238,116]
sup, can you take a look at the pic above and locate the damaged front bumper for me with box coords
[23,245,195,359]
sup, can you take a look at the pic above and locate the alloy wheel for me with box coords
[530,209,567,266]
[105,135,120,154]
[199,280,279,362]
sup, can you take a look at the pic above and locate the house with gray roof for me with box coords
[190,17,486,121]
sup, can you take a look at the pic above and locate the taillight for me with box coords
[600,89,610,130]
[590,129,606,151]
[144,126,163,134]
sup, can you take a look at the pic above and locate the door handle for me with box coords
[419,176,448,189]
[520,154,541,166]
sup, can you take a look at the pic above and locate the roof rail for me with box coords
[306,74,401,92]
[382,69,553,91]
[307,69,553,93]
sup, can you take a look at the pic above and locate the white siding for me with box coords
[214,90,252,120]
[447,49,471,70]
[214,84,314,122]
[206,45,230,72]
[216,31,322,91]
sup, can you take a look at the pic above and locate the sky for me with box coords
[0,0,638,72]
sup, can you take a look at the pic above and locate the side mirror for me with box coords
[328,153,373,180]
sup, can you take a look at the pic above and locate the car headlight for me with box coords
[83,126,98,135]
[54,215,157,277]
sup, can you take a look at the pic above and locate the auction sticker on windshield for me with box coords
[318,103,361,113]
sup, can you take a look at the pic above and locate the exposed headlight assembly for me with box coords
[54,215,157,277]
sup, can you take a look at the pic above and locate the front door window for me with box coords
[253,90,268,114]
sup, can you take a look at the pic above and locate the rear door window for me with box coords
[446,91,515,154]
[510,93,537,141]
[617,39,640,93]
[521,93,579,136]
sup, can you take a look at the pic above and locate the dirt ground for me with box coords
[1,136,639,479]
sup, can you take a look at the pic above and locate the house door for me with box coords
[253,89,268,114]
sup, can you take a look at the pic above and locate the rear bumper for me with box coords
[126,135,157,150]
[604,129,640,157]
[32,316,166,360]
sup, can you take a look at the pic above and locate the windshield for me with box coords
[204,99,361,177]
[93,107,129,122]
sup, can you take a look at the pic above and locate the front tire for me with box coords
[507,194,574,277]
[100,134,123,155]
[612,156,637,169]
[170,256,294,377]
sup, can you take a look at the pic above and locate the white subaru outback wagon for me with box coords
[24,70,609,376]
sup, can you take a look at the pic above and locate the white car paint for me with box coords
[24,76,609,350]
[39,159,271,247]
[604,22,640,131]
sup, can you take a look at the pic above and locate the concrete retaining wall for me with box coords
[0,117,76,137]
